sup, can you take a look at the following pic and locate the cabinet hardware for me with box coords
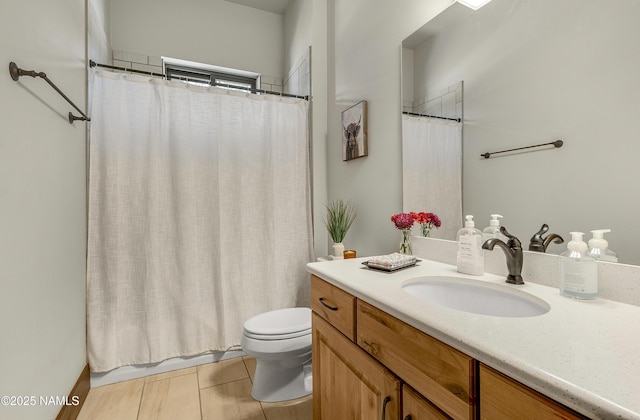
[381,396,391,420]
[319,297,338,311]
[403,415,412,420]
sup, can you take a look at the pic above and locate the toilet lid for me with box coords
[243,328,311,341]
[244,307,311,336]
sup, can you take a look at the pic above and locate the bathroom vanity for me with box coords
[307,257,640,419]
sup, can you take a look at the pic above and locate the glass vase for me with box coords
[421,225,431,237]
[399,229,412,255]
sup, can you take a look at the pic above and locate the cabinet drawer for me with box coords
[479,364,585,420]
[311,275,356,341]
[357,300,476,420]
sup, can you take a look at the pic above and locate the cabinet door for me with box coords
[313,312,400,420]
[402,384,452,420]
[480,364,585,420]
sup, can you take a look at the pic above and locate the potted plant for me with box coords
[323,199,357,259]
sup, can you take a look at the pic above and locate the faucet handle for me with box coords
[499,226,522,248]
[529,224,548,251]
[532,223,549,238]
[528,224,564,252]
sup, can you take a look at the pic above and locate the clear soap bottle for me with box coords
[457,215,484,275]
[559,232,598,300]
[482,214,507,243]
[587,229,618,263]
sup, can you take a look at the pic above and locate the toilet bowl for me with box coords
[241,307,312,403]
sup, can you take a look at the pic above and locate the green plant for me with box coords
[323,199,357,243]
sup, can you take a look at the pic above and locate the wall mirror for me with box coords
[401,79,463,241]
[401,0,640,265]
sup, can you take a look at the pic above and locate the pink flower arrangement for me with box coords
[410,212,441,237]
[391,213,415,254]
[390,213,415,230]
[391,211,441,237]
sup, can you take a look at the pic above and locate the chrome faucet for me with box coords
[482,226,524,285]
[528,224,564,252]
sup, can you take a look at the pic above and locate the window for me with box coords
[163,57,259,92]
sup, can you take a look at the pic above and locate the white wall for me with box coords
[284,0,313,77]
[88,0,111,65]
[110,0,284,80]
[401,48,414,113]
[284,0,330,258]
[409,0,640,264]
[283,0,311,97]
[327,0,454,257]
[0,0,87,418]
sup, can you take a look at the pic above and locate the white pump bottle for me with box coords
[559,232,597,300]
[456,215,484,275]
[587,229,618,263]
[482,214,507,243]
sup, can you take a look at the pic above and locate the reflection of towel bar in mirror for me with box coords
[402,111,461,123]
[9,61,90,124]
[481,139,563,159]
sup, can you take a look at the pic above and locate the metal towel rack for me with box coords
[481,139,563,159]
[9,61,90,124]
[402,111,461,123]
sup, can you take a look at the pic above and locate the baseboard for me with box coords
[56,364,90,420]
[90,350,245,387]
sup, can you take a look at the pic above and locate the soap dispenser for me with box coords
[559,232,597,300]
[457,215,484,276]
[482,214,507,243]
[587,229,618,262]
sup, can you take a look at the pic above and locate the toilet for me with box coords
[241,307,312,402]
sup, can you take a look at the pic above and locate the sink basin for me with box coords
[402,276,550,318]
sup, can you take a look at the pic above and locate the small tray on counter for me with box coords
[361,259,421,272]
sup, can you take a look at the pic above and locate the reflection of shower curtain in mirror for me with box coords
[402,115,462,240]
[86,70,313,373]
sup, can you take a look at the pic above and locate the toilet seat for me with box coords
[243,307,311,341]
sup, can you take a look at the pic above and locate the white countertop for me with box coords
[306,257,640,420]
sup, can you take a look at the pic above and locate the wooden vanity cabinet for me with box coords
[311,275,584,420]
[479,364,585,420]
[403,384,452,420]
[311,275,463,420]
[357,300,475,420]
[312,275,399,419]
[312,312,401,420]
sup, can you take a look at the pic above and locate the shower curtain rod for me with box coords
[89,60,165,78]
[403,111,461,123]
[9,61,90,124]
[89,60,309,101]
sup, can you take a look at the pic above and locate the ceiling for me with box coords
[224,0,291,15]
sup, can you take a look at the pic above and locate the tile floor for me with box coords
[77,356,312,420]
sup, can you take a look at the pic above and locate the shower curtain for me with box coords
[87,70,313,373]
[402,114,462,240]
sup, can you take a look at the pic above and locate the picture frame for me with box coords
[341,100,368,161]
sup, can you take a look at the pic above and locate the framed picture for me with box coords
[342,100,368,161]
